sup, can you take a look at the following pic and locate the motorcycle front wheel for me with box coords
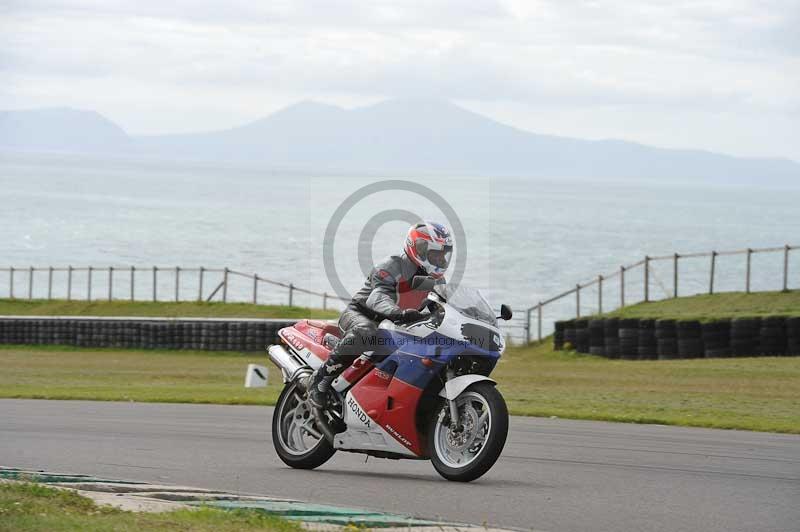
[272,382,335,469]
[428,382,508,482]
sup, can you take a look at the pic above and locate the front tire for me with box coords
[272,383,335,469]
[428,382,508,482]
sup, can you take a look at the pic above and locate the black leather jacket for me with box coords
[351,253,445,318]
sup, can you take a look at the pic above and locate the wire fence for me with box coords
[521,244,799,344]
[3,243,796,345]
[0,266,350,311]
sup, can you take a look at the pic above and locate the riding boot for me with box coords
[306,357,345,408]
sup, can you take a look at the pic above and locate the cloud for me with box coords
[0,0,797,157]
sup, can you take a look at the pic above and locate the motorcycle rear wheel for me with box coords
[272,382,335,469]
[428,382,508,482]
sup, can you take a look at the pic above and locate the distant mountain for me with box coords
[2,100,798,183]
[0,107,131,153]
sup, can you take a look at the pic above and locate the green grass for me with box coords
[0,299,339,320]
[609,290,800,320]
[0,481,300,532]
[496,342,800,433]
[1,342,798,433]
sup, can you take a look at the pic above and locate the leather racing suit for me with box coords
[309,252,444,401]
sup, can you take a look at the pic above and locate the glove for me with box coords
[392,309,424,324]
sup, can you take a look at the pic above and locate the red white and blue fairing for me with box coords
[276,285,504,458]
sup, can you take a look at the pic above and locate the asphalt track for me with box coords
[1,399,798,532]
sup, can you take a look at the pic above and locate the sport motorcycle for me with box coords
[265,277,512,482]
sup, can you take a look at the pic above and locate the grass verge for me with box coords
[0,298,339,319]
[1,343,798,433]
[0,481,299,532]
[608,290,800,320]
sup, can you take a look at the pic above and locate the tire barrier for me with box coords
[553,320,566,350]
[588,319,605,357]
[702,319,731,359]
[553,316,800,359]
[760,316,786,356]
[563,320,577,350]
[788,317,800,356]
[603,318,620,359]
[637,319,657,360]
[574,319,590,353]
[731,318,760,357]
[655,319,678,360]
[0,317,299,352]
[618,319,639,360]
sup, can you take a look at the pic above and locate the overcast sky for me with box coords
[1,0,798,160]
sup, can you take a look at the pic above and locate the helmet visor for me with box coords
[427,246,452,269]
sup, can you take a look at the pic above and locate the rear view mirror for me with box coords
[411,276,436,291]
[499,304,513,321]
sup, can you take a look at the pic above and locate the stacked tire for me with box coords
[553,321,566,350]
[655,319,678,360]
[575,319,590,353]
[603,318,620,359]
[563,320,577,350]
[588,319,605,356]
[618,319,639,360]
[702,319,731,358]
[730,318,761,357]
[677,321,703,358]
[788,317,800,356]
[637,319,657,360]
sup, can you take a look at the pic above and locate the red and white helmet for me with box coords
[404,221,453,279]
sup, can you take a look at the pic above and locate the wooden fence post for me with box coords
[222,268,229,303]
[67,266,72,301]
[673,253,679,298]
[746,248,752,293]
[87,266,93,301]
[525,307,531,343]
[597,275,603,314]
[709,251,717,294]
[783,245,790,292]
[108,266,113,301]
[28,266,33,300]
[152,266,158,302]
[537,302,543,342]
[198,267,204,301]
[252,274,258,305]
[175,267,180,302]
[9,267,14,299]
[48,266,53,300]
[289,283,294,307]
[130,266,135,301]
[575,284,581,318]
[644,256,650,302]
[620,266,625,307]
[323,292,328,310]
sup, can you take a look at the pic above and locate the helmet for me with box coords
[404,221,453,279]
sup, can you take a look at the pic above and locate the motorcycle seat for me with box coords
[306,319,342,338]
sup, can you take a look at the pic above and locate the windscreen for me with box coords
[437,285,497,326]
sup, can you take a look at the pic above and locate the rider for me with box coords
[305,221,454,408]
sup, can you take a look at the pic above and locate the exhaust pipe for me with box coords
[267,344,310,383]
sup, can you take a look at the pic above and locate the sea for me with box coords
[2,152,799,340]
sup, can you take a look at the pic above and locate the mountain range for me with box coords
[1,99,797,183]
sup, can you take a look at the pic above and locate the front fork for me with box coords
[445,368,462,432]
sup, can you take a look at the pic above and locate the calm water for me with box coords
[1,153,799,338]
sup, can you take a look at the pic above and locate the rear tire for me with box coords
[272,383,335,469]
[428,382,508,482]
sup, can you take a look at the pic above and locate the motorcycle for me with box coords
[265,277,512,482]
